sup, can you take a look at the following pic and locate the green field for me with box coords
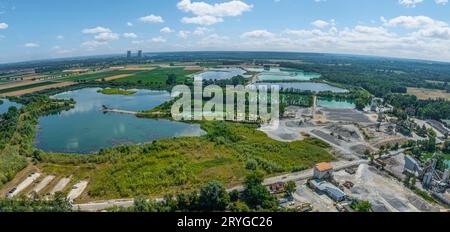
[115,67,198,84]
[58,70,137,82]
[38,121,333,201]
[0,82,56,94]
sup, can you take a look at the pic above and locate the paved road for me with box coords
[29,175,55,196]
[74,159,367,211]
[50,177,71,194]
[73,199,135,212]
[7,173,41,198]
[67,181,88,202]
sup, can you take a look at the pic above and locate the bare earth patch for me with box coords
[122,67,156,71]
[407,87,450,100]
[97,74,134,81]
[0,81,40,90]
[0,82,78,97]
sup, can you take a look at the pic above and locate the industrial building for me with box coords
[313,162,333,180]
[309,179,347,202]
[127,51,131,59]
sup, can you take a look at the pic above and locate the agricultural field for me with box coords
[0,82,77,97]
[58,70,138,82]
[0,82,56,94]
[114,67,198,85]
[407,87,450,101]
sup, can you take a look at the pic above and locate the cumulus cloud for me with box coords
[81,26,112,34]
[312,19,335,28]
[160,27,174,33]
[139,14,164,23]
[382,16,447,29]
[241,30,275,39]
[435,0,448,5]
[177,0,252,25]
[398,0,424,7]
[178,30,191,39]
[151,36,167,43]
[0,22,8,29]
[81,26,119,49]
[123,33,138,39]
[181,15,223,25]
[24,43,40,48]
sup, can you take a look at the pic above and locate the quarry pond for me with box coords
[0,98,22,114]
[34,88,205,154]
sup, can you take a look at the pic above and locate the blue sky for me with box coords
[0,0,450,63]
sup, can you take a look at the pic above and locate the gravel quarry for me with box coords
[334,164,441,212]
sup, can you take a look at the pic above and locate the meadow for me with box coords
[114,67,198,85]
[37,121,334,201]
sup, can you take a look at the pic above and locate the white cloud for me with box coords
[178,30,191,39]
[24,43,40,48]
[383,16,447,29]
[177,0,252,25]
[160,27,174,33]
[123,33,138,39]
[81,26,112,34]
[181,15,223,26]
[241,30,275,39]
[435,0,448,5]
[56,35,64,40]
[177,0,252,17]
[94,32,119,42]
[398,0,424,7]
[139,14,164,23]
[193,27,210,35]
[151,36,167,43]
[127,22,133,27]
[81,40,106,48]
[312,19,335,28]
[0,22,8,29]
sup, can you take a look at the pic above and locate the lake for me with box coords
[247,68,321,81]
[0,98,23,114]
[195,68,247,80]
[317,98,356,109]
[34,88,205,154]
[253,82,348,93]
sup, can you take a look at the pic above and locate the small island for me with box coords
[97,88,137,95]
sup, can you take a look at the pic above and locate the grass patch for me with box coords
[97,88,136,95]
[115,67,198,85]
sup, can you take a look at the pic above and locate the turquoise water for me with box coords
[34,88,205,154]
[247,68,321,81]
[0,99,22,114]
[445,160,450,168]
[196,68,246,80]
[317,98,356,109]
[254,82,348,93]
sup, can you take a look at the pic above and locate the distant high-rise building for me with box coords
[137,50,143,59]
[127,51,132,59]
